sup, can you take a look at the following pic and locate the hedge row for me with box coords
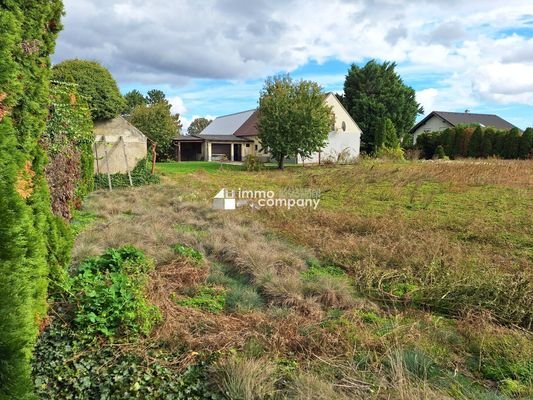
[0,2,64,399]
[416,126,533,160]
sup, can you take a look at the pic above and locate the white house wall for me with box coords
[300,94,362,164]
[412,115,453,142]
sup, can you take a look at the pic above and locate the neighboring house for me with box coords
[411,111,518,142]
[93,116,147,174]
[173,93,362,163]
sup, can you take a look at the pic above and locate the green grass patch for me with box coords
[207,263,264,313]
[70,209,99,235]
[301,261,347,281]
[157,161,244,175]
[173,244,204,263]
[176,286,226,313]
[175,223,208,239]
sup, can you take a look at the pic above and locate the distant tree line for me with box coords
[416,126,533,160]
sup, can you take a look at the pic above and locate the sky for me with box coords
[53,0,533,130]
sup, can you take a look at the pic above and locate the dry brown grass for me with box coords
[70,161,532,398]
[211,356,277,400]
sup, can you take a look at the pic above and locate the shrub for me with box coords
[435,145,447,159]
[243,154,265,171]
[69,246,160,338]
[52,60,125,121]
[376,146,405,160]
[94,158,160,189]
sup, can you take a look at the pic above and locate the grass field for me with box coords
[157,161,245,174]
[38,159,533,399]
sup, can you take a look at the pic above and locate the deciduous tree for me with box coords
[129,103,178,160]
[123,89,147,114]
[258,75,333,169]
[187,117,212,135]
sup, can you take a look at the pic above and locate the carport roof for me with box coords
[173,134,253,143]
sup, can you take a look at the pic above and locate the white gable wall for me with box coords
[299,93,362,163]
[412,115,453,142]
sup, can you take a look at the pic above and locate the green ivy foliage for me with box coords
[44,81,94,219]
[33,323,222,400]
[33,247,223,399]
[0,1,64,398]
[52,60,125,121]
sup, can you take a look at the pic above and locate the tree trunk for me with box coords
[278,155,285,170]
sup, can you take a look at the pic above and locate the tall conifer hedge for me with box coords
[0,1,63,398]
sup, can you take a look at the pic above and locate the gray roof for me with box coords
[411,111,517,133]
[199,110,256,136]
[173,135,205,142]
[199,135,252,142]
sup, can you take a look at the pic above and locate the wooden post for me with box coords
[177,141,181,162]
[151,142,157,175]
[121,136,133,187]
[94,142,101,175]
[104,145,112,192]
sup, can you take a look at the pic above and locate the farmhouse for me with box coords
[93,116,148,174]
[411,111,518,142]
[173,93,362,163]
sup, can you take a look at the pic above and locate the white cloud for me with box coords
[54,0,533,117]
[168,96,187,115]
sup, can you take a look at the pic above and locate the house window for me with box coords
[255,145,258,151]
[246,144,250,147]
[342,121,346,132]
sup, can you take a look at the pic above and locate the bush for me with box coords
[243,154,265,171]
[52,60,125,121]
[94,158,160,189]
[69,246,160,338]
[435,145,447,159]
[376,146,405,160]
